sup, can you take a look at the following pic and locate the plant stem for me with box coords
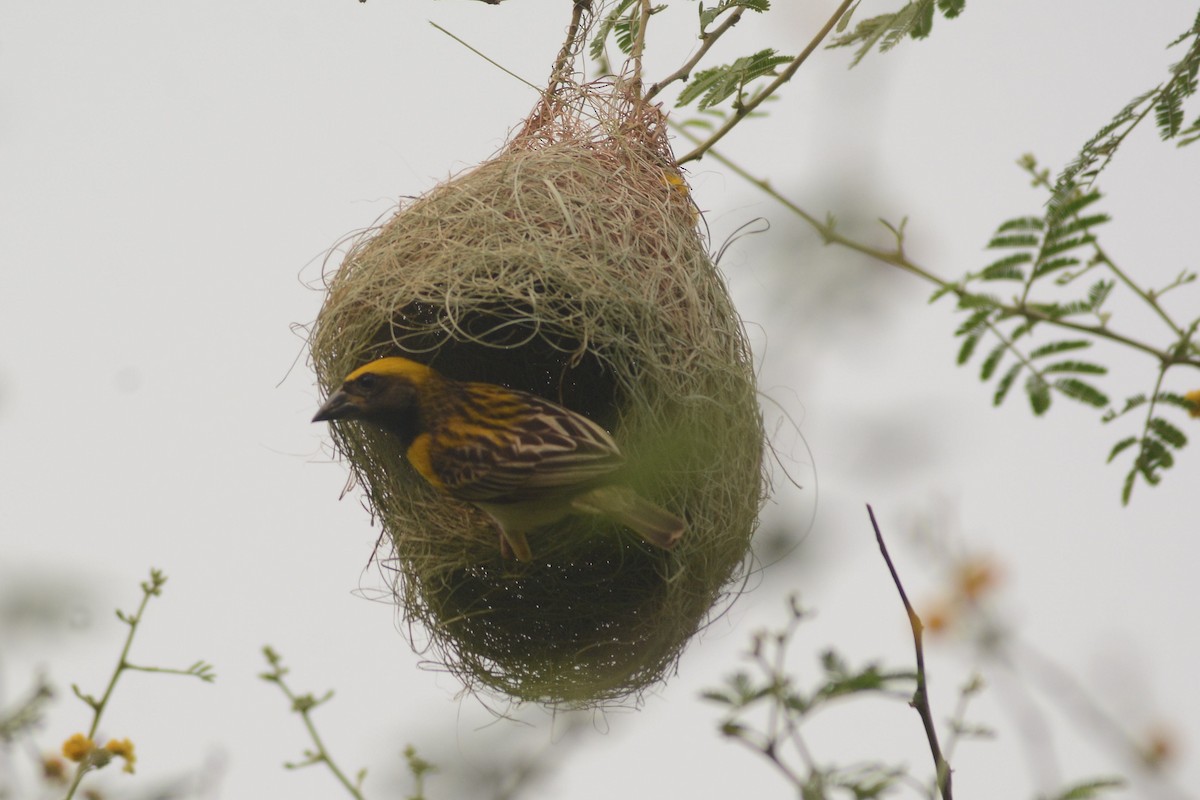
[644,8,746,103]
[1024,162,1186,338]
[550,1,590,92]
[294,699,365,800]
[867,505,953,800]
[1131,360,1170,492]
[63,764,90,800]
[84,581,157,740]
[629,0,653,94]
[263,649,365,800]
[674,127,1200,371]
[983,318,1047,390]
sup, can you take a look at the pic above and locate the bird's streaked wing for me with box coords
[430,384,623,503]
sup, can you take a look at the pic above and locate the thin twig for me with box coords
[643,8,746,103]
[549,1,590,93]
[261,648,365,800]
[1024,161,1186,338]
[678,0,856,164]
[429,22,542,94]
[1127,359,1171,498]
[981,318,1050,391]
[669,124,1200,371]
[867,504,953,800]
[628,0,653,95]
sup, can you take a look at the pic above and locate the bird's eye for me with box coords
[356,373,380,392]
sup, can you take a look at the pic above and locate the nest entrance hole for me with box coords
[358,299,622,428]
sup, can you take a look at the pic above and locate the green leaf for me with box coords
[1178,114,1200,146]
[1156,84,1187,139]
[1086,280,1114,309]
[1056,91,1154,196]
[996,216,1046,233]
[937,0,965,18]
[1108,436,1138,462]
[679,116,716,131]
[1009,319,1036,340]
[1028,301,1069,319]
[1042,360,1107,375]
[1029,340,1091,358]
[957,331,981,365]
[1039,235,1095,259]
[1103,393,1148,423]
[1155,391,1200,414]
[1048,776,1126,800]
[928,283,958,303]
[588,0,638,60]
[910,1,935,39]
[699,0,770,31]
[993,362,1022,406]
[700,689,735,705]
[1026,374,1052,415]
[1050,213,1111,238]
[828,0,965,66]
[957,292,1000,309]
[612,16,637,54]
[1033,256,1081,278]
[1052,297,1101,317]
[987,233,1040,249]
[877,5,931,53]
[1149,417,1187,448]
[817,653,915,700]
[1141,437,1175,470]
[1055,378,1109,407]
[1166,9,1200,47]
[1122,465,1137,505]
[980,342,1007,380]
[1051,189,1104,222]
[979,252,1031,281]
[677,49,794,110]
[955,308,992,336]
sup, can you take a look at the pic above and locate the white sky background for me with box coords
[2,1,1198,798]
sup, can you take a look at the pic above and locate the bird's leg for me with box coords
[499,529,532,562]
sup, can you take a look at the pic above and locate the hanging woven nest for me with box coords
[310,78,765,707]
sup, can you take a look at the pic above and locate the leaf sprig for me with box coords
[677,48,794,110]
[703,595,919,797]
[940,151,1199,502]
[949,184,1114,417]
[1054,8,1200,200]
[827,0,966,67]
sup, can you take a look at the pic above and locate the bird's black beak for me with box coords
[312,389,356,422]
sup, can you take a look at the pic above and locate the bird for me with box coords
[312,356,685,561]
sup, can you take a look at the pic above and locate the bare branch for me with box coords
[867,504,953,800]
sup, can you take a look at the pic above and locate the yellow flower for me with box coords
[62,733,95,762]
[923,600,955,635]
[955,558,1001,602]
[1141,725,1177,768]
[1185,389,1200,419]
[41,755,68,783]
[104,738,137,774]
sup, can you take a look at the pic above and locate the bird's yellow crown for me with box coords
[345,356,436,384]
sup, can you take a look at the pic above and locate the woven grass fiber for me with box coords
[310,81,766,707]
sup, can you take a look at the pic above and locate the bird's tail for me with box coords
[572,485,684,550]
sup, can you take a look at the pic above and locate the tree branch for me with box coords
[643,8,746,103]
[670,126,1200,371]
[867,504,953,800]
[678,0,856,164]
